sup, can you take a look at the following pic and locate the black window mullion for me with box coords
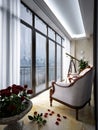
[55,32,57,81]
[20,2,66,95]
[32,29,36,95]
[61,38,63,81]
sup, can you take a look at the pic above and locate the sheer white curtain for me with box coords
[0,0,20,89]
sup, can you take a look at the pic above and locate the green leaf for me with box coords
[40,113,43,116]
[43,120,47,125]
[28,115,34,120]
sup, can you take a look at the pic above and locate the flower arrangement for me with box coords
[28,111,47,126]
[0,84,33,118]
[78,59,88,72]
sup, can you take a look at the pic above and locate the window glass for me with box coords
[35,33,46,93]
[20,3,32,26]
[35,16,47,35]
[62,38,66,47]
[57,45,61,81]
[20,3,70,94]
[49,40,55,86]
[48,27,55,40]
[20,24,32,89]
[56,34,61,44]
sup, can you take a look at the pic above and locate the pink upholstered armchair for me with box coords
[50,67,94,120]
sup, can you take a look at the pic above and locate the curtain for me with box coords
[0,0,20,89]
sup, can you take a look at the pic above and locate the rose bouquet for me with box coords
[0,84,33,118]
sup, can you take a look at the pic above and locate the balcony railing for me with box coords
[20,66,31,89]
[20,66,59,91]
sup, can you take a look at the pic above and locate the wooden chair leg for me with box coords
[50,97,52,106]
[50,89,53,107]
[76,109,79,120]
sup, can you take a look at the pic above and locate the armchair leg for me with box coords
[50,97,52,106]
[50,89,53,106]
[76,109,79,120]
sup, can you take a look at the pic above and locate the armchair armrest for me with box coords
[50,81,71,98]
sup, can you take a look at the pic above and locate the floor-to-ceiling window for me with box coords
[20,4,32,89]
[56,34,62,81]
[35,16,47,93]
[20,24,32,89]
[48,40,55,86]
[35,33,47,93]
[48,27,56,86]
[20,2,70,95]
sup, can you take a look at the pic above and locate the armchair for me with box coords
[50,67,94,120]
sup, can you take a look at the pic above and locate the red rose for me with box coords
[7,86,11,90]
[21,96,25,101]
[27,90,33,94]
[12,84,17,88]
[0,89,6,96]
[34,111,37,115]
[17,85,24,91]
[12,88,19,95]
[24,84,28,89]
[5,90,11,97]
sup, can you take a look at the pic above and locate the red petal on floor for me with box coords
[51,111,55,114]
[57,118,61,121]
[34,111,37,115]
[48,109,51,112]
[49,113,52,116]
[44,115,48,118]
[63,116,67,119]
[57,114,60,117]
[55,121,59,125]
[45,113,48,115]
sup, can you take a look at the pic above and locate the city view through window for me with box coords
[20,3,70,95]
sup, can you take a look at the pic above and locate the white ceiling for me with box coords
[78,0,94,37]
[22,0,94,40]
[43,0,94,39]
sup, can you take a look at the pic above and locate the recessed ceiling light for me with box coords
[43,0,86,39]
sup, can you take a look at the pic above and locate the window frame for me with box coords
[20,2,68,95]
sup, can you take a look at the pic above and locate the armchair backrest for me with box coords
[69,67,94,106]
[52,67,94,107]
[50,66,94,120]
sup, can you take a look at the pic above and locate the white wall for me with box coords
[71,36,93,71]
[62,38,71,81]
